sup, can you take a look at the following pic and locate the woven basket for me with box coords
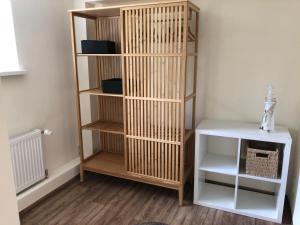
[246,147,279,178]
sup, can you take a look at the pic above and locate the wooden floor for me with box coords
[20,172,292,225]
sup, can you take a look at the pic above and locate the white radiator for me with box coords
[10,129,47,194]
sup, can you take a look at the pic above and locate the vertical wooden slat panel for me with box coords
[157,7,162,143]
[123,3,192,185]
[153,9,158,175]
[150,7,154,148]
[96,16,123,162]
[132,10,137,143]
[179,4,188,195]
[122,10,128,168]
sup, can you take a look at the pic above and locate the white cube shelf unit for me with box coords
[194,120,292,223]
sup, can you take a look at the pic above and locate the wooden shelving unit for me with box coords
[194,120,292,223]
[69,0,199,205]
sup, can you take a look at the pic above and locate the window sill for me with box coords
[0,69,26,77]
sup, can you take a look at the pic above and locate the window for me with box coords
[0,0,24,76]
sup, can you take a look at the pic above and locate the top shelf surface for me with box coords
[196,120,291,143]
[69,0,199,18]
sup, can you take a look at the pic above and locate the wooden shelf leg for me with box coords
[80,165,85,182]
[178,187,184,206]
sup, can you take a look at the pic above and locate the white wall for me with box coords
[194,0,300,220]
[2,0,79,175]
[0,79,20,225]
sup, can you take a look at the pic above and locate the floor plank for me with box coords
[20,172,292,225]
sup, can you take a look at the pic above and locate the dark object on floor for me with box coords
[136,223,168,225]
[81,40,115,54]
[102,78,122,94]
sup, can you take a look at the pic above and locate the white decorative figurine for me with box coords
[260,85,277,132]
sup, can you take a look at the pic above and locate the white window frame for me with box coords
[0,0,26,77]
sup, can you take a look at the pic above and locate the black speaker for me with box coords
[102,78,122,94]
[81,40,115,54]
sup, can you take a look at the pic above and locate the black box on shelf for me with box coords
[102,78,122,94]
[81,40,116,54]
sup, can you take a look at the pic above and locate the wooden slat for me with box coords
[121,8,128,169]
[178,3,188,205]
[192,10,199,131]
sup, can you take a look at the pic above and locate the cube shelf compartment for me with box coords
[194,120,292,223]
[236,177,280,220]
[197,182,236,210]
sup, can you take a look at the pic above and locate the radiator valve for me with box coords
[42,129,53,135]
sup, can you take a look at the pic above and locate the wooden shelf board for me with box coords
[80,89,123,98]
[82,120,124,134]
[70,0,197,18]
[83,152,125,177]
[83,152,179,190]
[199,153,238,176]
[196,182,235,210]
[236,189,278,220]
[77,53,122,57]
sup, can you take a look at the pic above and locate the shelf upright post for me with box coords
[69,12,85,182]
[234,138,242,208]
[95,16,102,153]
[120,7,128,171]
[277,140,292,220]
[178,2,188,206]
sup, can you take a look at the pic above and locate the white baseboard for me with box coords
[17,157,80,212]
